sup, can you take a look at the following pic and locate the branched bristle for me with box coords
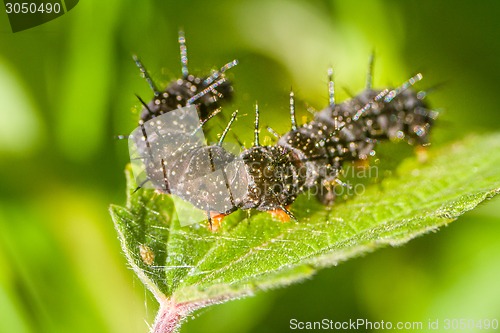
[191,108,222,135]
[204,59,239,85]
[218,110,239,146]
[266,126,280,139]
[366,51,375,89]
[384,73,423,103]
[316,87,392,148]
[135,94,153,115]
[187,77,227,104]
[133,55,159,96]
[289,90,297,131]
[178,30,189,78]
[353,89,389,121]
[254,103,260,147]
[327,68,335,107]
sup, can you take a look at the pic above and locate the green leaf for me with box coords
[110,133,500,333]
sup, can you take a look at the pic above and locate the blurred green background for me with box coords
[1,1,499,332]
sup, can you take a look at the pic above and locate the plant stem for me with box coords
[151,300,188,333]
[151,296,236,333]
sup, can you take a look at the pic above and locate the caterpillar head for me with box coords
[134,33,238,125]
[392,89,437,145]
[139,75,233,124]
[353,88,436,146]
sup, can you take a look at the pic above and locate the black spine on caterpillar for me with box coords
[134,31,238,124]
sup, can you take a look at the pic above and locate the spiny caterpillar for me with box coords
[133,31,237,125]
[129,55,437,228]
[130,32,237,191]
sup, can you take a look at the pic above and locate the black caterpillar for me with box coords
[133,31,237,124]
[130,32,237,192]
[129,57,438,226]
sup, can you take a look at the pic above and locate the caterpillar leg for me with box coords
[353,158,370,169]
[268,206,295,222]
[415,145,429,163]
[208,211,226,231]
[316,181,337,206]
